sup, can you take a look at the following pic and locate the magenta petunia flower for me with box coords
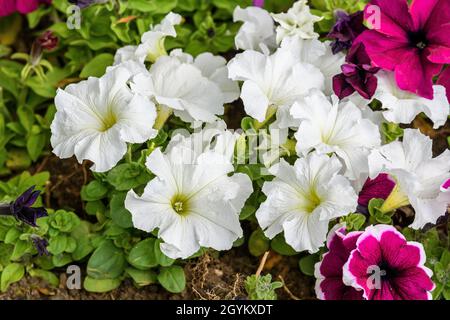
[343,225,435,300]
[358,173,396,207]
[437,68,450,103]
[333,42,380,99]
[441,178,450,192]
[315,224,364,300]
[328,10,367,54]
[253,0,264,8]
[0,0,51,17]
[356,0,450,99]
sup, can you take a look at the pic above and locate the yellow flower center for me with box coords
[303,188,322,214]
[99,110,117,132]
[171,194,190,216]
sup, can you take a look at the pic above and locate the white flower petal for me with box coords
[375,71,450,129]
[233,6,276,52]
[256,153,357,253]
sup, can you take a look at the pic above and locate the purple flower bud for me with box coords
[68,0,106,9]
[253,0,264,8]
[37,31,58,51]
[31,236,49,256]
[328,10,366,54]
[7,186,48,227]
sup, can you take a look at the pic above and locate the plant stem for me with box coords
[153,105,173,130]
[126,144,133,163]
[253,105,277,130]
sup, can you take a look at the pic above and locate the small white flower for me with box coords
[51,66,157,172]
[131,55,224,123]
[256,153,358,253]
[233,5,276,52]
[113,12,182,65]
[227,46,324,122]
[368,129,450,229]
[374,71,450,129]
[135,12,182,63]
[125,132,253,259]
[170,49,240,103]
[291,89,381,180]
[272,0,322,43]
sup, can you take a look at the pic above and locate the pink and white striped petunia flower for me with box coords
[441,178,450,192]
[314,224,364,300]
[343,225,435,300]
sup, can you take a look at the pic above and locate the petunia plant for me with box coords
[0,0,448,300]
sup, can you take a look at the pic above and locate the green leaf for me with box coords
[239,204,256,220]
[17,107,34,132]
[126,268,157,287]
[299,254,320,276]
[157,266,186,293]
[4,228,21,244]
[128,238,158,270]
[28,269,59,287]
[10,240,32,261]
[127,0,177,13]
[212,0,252,13]
[27,132,47,162]
[52,253,73,267]
[48,234,69,255]
[271,234,297,256]
[107,163,151,191]
[154,239,175,267]
[27,7,52,28]
[109,192,133,228]
[85,200,106,216]
[71,221,94,261]
[344,213,367,231]
[248,229,270,257]
[80,53,114,78]
[81,180,109,201]
[48,210,80,233]
[381,122,404,143]
[1,263,24,292]
[84,276,121,293]
[87,240,126,279]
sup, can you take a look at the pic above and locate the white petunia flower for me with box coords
[227,46,324,122]
[368,129,450,229]
[51,66,157,172]
[113,45,139,65]
[131,55,224,124]
[374,71,450,129]
[280,37,345,95]
[170,49,240,103]
[272,0,322,43]
[125,131,253,259]
[135,12,182,63]
[169,120,240,164]
[233,6,276,52]
[256,153,358,253]
[113,12,182,65]
[291,89,381,181]
[106,59,148,79]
